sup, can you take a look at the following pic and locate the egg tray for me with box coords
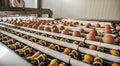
[1,24,120,58]
[1,29,119,66]
[0,33,70,66]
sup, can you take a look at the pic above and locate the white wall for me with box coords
[24,0,37,8]
[42,0,120,20]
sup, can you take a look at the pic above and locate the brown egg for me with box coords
[102,35,115,44]
[12,22,17,25]
[86,33,96,41]
[66,22,70,25]
[30,23,35,26]
[10,21,13,24]
[119,31,120,36]
[37,26,44,30]
[11,21,15,24]
[45,23,50,26]
[72,22,76,26]
[87,23,91,26]
[13,22,18,25]
[72,31,81,37]
[22,24,28,27]
[41,22,45,25]
[27,25,32,28]
[44,27,51,32]
[52,27,59,33]
[51,22,55,25]
[60,26,65,30]
[85,24,90,28]
[104,24,111,29]
[104,28,112,34]
[75,22,79,24]
[61,29,69,35]
[79,23,83,26]
[32,24,38,29]
[95,23,101,28]
[116,26,120,31]
[63,22,67,26]
[54,21,58,24]
[79,29,84,33]
[69,23,73,26]
[90,29,97,36]
[60,22,63,24]
[52,25,57,29]
[37,22,42,24]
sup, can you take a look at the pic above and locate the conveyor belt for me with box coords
[0,30,90,66]
[0,42,33,66]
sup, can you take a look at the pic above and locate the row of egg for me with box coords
[5,20,119,45]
